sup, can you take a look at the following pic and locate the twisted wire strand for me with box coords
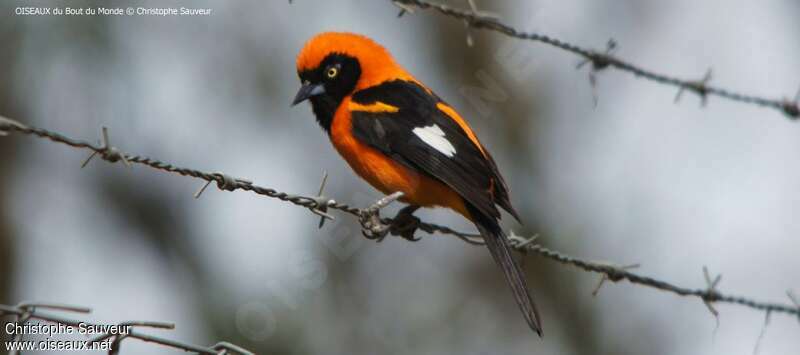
[391,0,800,119]
[1,118,798,321]
[0,303,253,355]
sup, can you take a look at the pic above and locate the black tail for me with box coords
[469,205,543,336]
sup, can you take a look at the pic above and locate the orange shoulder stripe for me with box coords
[348,101,399,113]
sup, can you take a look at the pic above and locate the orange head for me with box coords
[292,32,416,131]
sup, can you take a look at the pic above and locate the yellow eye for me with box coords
[326,67,339,79]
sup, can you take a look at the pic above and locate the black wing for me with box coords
[351,80,543,334]
[350,80,516,220]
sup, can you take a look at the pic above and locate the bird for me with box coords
[292,32,542,336]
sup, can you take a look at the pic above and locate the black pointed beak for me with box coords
[291,83,325,106]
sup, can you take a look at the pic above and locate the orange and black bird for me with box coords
[292,32,543,335]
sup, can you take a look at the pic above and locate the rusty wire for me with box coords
[1,117,799,323]
[0,302,253,355]
[390,0,800,120]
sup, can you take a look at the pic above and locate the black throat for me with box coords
[309,95,339,133]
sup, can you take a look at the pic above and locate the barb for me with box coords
[788,290,800,324]
[702,266,723,339]
[702,266,723,319]
[591,262,640,297]
[195,172,253,198]
[1,118,799,325]
[675,68,713,106]
[461,0,499,47]
[390,0,800,120]
[577,39,618,107]
[0,303,254,355]
[753,310,772,355]
[392,0,416,17]
[81,126,131,169]
[311,170,336,228]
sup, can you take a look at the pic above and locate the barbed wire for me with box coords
[1,117,799,331]
[0,302,253,355]
[389,0,800,120]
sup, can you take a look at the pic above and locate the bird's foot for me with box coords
[360,212,391,242]
[358,192,421,242]
[359,192,404,242]
[388,205,422,242]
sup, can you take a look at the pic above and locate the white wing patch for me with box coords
[412,124,457,157]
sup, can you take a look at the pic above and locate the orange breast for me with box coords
[330,97,469,218]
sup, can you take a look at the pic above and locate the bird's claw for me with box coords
[358,196,421,243]
[389,208,422,242]
[360,212,391,242]
[359,212,421,243]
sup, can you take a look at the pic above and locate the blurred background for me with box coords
[1,0,799,354]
